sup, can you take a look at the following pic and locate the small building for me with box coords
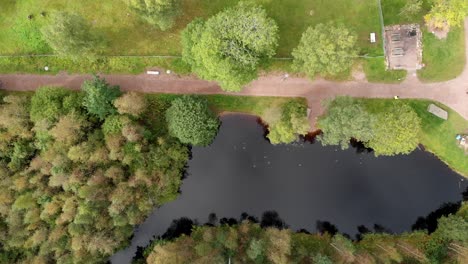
[427,104,448,120]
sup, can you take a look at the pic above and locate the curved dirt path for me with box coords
[1,20,468,129]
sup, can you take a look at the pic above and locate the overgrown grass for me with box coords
[418,28,466,82]
[0,0,382,57]
[363,57,407,83]
[357,98,468,177]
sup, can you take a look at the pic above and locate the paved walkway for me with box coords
[1,20,468,129]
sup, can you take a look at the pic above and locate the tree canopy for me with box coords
[129,0,181,30]
[367,103,421,156]
[181,2,279,92]
[166,96,220,146]
[318,98,422,156]
[0,85,190,263]
[82,75,122,120]
[318,97,374,149]
[292,23,357,78]
[41,11,104,56]
[425,0,468,32]
[267,101,310,144]
[141,204,468,264]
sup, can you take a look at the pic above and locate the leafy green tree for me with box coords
[400,0,423,19]
[0,95,33,138]
[267,101,310,144]
[114,92,147,117]
[292,23,357,78]
[165,96,219,146]
[30,87,82,123]
[41,11,104,56]
[313,253,333,264]
[367,103,421,156]
[181,2,279,91]
[82,76,121,120]
[246,238,265,262]
[129,0,181,30]
[425,0,468,32]
[318,97,374,149]
[435,214,468,244]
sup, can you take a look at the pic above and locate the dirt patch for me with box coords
[385,24,423,70]
[352,64,367,81]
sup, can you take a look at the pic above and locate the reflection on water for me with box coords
[111,114,467,264]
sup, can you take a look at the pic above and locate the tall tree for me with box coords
[165,96,219,146]
[367,103,421,156]
[113,92,147,117]
[41,11,104,56]
[129,0,181,30]
[318,97,375,149]
[267,101,310,144]
[181,2,279,92]
[292,23,357,78]
[425,0,468,32]
[82,76,121,120]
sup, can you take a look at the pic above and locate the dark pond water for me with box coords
[111,114,467,264]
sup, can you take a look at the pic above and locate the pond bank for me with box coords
[110,114,466,264]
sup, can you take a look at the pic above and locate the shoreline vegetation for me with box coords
[0,85,466,263]
[1,89,466,177]
[136,202,468,264]
[317,97,468,178]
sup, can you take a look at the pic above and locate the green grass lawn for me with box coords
[0,0,381,57]
[363,57,407,83]
[381,0,432,25]
[418,28,466,82]
[357,98,468,177]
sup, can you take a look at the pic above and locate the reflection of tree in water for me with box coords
[260,211,288,229]
[356,224,393,240]
[412,202,461,233]
[463,185,468,201]
[349,139,373,154]
[161,217,196,240]
[316,220,339,236]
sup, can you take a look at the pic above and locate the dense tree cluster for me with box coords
[143,203,467,263]
[144,203,468,264]
[0,80,189,263]
[181,2,279,92]
[41,12,105,56]
[425,0,468,32]
[318,97,421,156]
[292,23,357,78]
[267,101,310,144]
[128,0,181,30]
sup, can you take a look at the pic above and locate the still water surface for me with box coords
[111,114,466,263]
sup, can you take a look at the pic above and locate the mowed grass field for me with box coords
[0,0,382,57]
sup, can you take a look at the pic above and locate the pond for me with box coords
[111,114,467,264]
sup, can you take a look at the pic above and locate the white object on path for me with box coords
[166,70,171,74]
[147,70,160,75]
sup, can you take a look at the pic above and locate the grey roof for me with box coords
[427,104,448,120]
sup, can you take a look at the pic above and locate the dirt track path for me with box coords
[1,20,468,129]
